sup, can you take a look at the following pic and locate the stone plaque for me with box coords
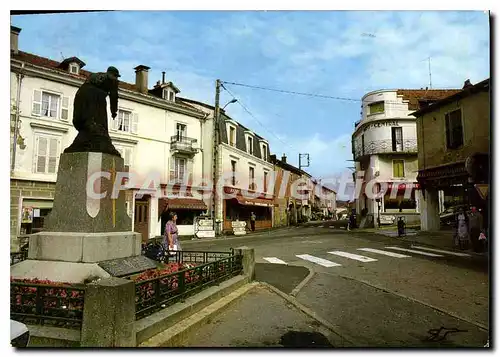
[98,255,157,277]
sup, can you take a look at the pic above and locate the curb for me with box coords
[290,267,315,297]
[260,282,357,347]
[177,228,297,244]
[336,274,489,332]
[139,281,260,347]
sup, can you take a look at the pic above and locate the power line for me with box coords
[221,80,452,106]
[221,84,299,154]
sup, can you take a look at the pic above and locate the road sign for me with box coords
[474,184,489,200]
[196,231,215,238]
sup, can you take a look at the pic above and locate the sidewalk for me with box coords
[176,226,302,243]
[183,283,350,347]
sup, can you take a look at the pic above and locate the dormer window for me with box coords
[163,89,176,102]
[261,143,268,161]
[69,63,79,75]
[247,136,253,155]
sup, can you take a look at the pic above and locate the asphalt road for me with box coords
[183,226,490,347]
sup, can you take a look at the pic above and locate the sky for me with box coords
[10,10,490,199]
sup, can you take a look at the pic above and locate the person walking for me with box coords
[163,212,181,258]
[250,212,256,232]
[457,208,470,250]
[468,207,483,252]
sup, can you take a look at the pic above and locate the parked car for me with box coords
[11,320,30,347]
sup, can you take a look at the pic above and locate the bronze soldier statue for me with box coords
[64,66,122,156]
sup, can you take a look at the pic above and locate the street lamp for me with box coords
[222,98,237,110]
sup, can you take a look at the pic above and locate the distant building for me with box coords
[351,87,460,227]
[412,78,490,231]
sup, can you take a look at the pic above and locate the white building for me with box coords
[178,99,275,233]
[351,88,457,227]
[10,26,212,248]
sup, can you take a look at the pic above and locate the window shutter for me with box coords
[131,113,139,134]
[32,90,42,116]
[110,113,119,131]
[391,128,397,151]
[47,138,59,174]
[445,113,451,148]
[124,148,131,166]
[187,158,194,183]
[169,156,175,182]
[61,96,70,121]
[36,136,48,173]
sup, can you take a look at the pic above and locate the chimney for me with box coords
[134,65,150,94]
[463,79,473,89]
[11,26,21,55]
[162,71,166,84]
[281,154,287,163]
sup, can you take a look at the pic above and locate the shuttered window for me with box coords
[115,145,133,167]
[34,135,60,174]
[392,160,405,178]
[368,101,384,114]
[445,109,464,149]
[391,127,403,152]
[32,90,68,120]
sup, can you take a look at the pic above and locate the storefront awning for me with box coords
[233,196,274,207]
[158,198,207,213]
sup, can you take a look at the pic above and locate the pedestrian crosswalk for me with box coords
[261,245,468,269]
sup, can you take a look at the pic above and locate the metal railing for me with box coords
[11,251,28,265]
[134,252,243,320]
[11,281,86,329]
[170,135,198,152]
[353,139,417,159]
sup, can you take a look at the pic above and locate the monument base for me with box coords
[11,260,111,284]
[28,231,142,263]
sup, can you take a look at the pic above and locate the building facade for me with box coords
[10,26,210,248]
[413,79,490,231]
[351,88,460,227]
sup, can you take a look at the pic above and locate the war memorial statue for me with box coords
[64,66,122,157]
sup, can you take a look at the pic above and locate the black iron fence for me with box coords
[353,139,418,159]
[11,281,86,329]
[134,252,243,320]
[11,251,28,265]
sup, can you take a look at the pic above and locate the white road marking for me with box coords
[385,247,444,257]
[328,251,378,262]
[357,248,410,258]
[410,245,471,257]
[296,254,342,267]
[263,257,288,265]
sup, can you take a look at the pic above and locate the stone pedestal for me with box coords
[45,152,131,232]
[11,151,154,284]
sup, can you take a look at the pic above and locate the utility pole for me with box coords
[428,57,432,89]
[212,79,221,235]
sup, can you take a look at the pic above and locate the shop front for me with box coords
[19,198,53,235]
[158,185,208,237]
[222,186,273,233]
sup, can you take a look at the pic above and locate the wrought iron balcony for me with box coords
[170,135,198,154]
[353,139,418,160]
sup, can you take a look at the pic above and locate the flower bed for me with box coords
[10,278,85,329]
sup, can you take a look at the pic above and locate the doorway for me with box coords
[134,196,150,242]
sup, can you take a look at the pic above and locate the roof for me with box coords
[396,89,462,110]
[10,50,202,113]
[411,78,490,117]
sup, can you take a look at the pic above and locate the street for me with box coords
[183,227,489,347]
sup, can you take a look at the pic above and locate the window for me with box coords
[368,101,384,114]
[32,90,69,120]
[393,160,405,178]
[249,167,255,190]
[392,127,403,152]
[445,109,464,149]
[69,63,79,75]
[115,146,133,166]
[231,160,237,186]
[176,123,187,140]
[361,134,365,155]
[229,127,236,146]
[264,171,268,192]
[117,110,131,132]
[34,134,61,174]
[261,144,268,161]
[247,137,253,155]
[169,91,175,102]
[175,157,186,181]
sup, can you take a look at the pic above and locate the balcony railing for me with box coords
[353,139,417,160]
[170,135,198,154]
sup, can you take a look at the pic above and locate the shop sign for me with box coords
[475,184,489,200]
[21,207,33,224]
[196,231,215,238]
[198,219,214,227]
[362,120,400,131]
[232,221,247,228]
